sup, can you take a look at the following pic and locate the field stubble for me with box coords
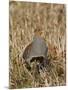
[9,1,66,89]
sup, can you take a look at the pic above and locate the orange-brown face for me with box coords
[34,28,43,37]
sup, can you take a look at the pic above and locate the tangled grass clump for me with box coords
[9,1,66,89]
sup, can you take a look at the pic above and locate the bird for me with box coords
[23,28,48,72]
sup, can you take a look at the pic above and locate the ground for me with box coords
[9,1,66,89]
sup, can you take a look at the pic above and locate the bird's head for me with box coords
[34,26,44,38]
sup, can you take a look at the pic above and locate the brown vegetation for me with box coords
[9,1,66,89]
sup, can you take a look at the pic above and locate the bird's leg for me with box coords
[36,61,45,73]
[24,61,31,71]
[36,62,40,73]
[38,58,49,72]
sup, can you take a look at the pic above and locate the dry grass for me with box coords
[9,1,66,89]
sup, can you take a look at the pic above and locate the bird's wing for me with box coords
[23,42,32,60]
